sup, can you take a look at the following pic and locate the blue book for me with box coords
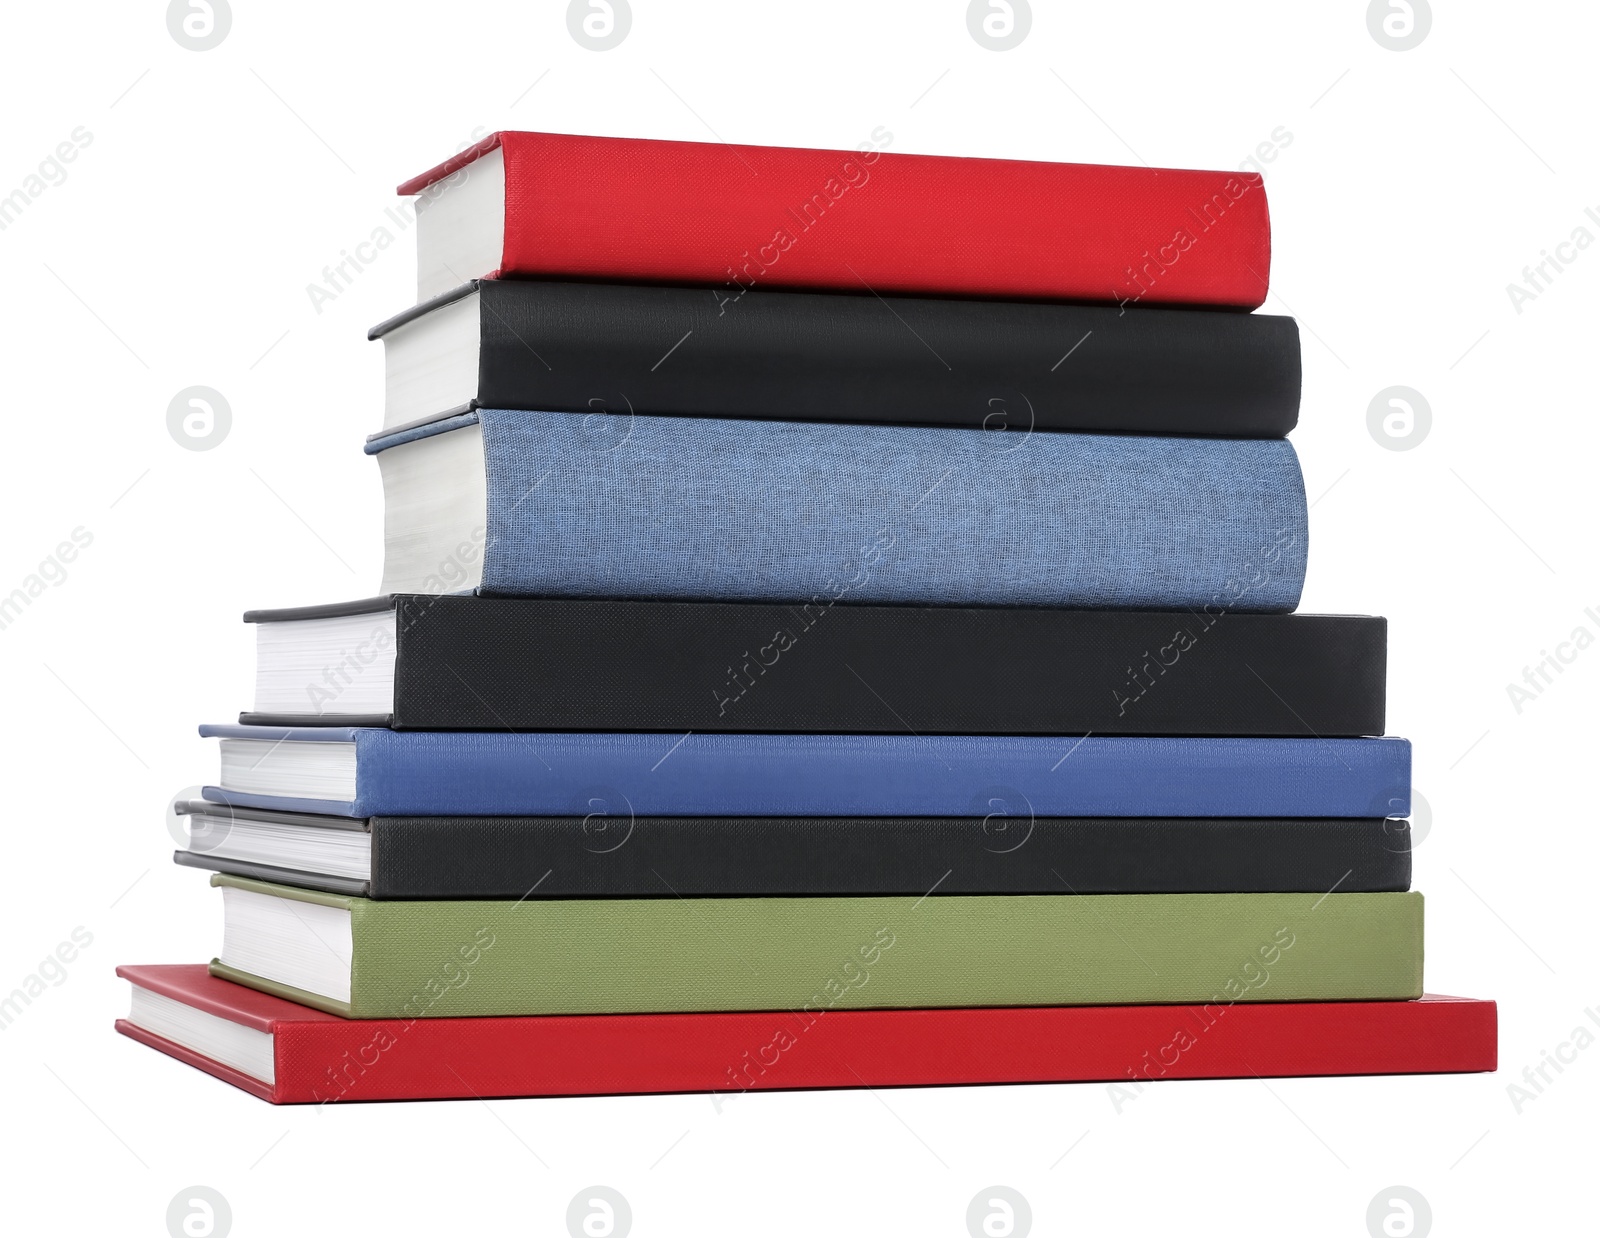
[199,726,1409,819]
[368,409,1308,609]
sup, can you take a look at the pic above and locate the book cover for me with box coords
[368,410,1309,610]
[368,279,1301,437]
[174,812,1413,899]
[206,876,1426,1018]
[117,966,1494,1105]
[198,727,1413,819]
[402,131,1272,308]
[240,596,1388,737]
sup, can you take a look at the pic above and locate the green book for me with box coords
[207,874,1424,1018]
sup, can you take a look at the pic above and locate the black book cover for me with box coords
[174,814,1411,900]
[239,597,1387,737]
[369,279,1301,437]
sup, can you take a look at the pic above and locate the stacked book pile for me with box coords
[118,132,1494,1103]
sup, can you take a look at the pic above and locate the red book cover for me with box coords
[401,131,1272,309]
[117,965,1494,1105]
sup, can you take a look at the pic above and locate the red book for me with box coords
[117,965,1494,1105]
[400,131,1271,310]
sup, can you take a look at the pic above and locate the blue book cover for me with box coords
[368,409,1308,610]
[199,726,1409,819]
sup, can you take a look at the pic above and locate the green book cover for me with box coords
[208,875,1424,1018]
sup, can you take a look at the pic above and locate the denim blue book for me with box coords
[367,409,1308,608]
[198,726,1409,819]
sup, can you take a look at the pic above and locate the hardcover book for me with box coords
[369,279,1301,436]
[402,131,1273,308]
[172,801,1414,899]
[204,876,1426,1017]
[369,409,1308,608]
[117,966,1495,1104]
[198,726,1413,819]
[241,596,1388,736]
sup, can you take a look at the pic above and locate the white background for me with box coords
[0,1,1593,1234]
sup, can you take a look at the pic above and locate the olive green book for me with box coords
[207,874,1424,1018]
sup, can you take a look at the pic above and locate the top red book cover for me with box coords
[400,131,1272,309]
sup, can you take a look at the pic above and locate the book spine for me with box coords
[490,132,1272,309]
[366,817,1410,900]
[470,281,1301,437]
[335,891,1423,1018]
[381,600,1384,734]
[256,998,1495,1102]
[470,410,1308,611]
[352,733,1410,818]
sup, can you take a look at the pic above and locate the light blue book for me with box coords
[368,409,1307,609]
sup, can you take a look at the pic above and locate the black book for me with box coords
[240,596,1386,736]
[172,801,1412,900]
[368,279,1301,438]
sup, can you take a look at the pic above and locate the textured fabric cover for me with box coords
[402,131,1272,309]
[366,815,1413,899]
[199,727,1410,819]
[209,878,1425,1018]
[378,599,1375,735]
[379,278,1302,436]
[117,967,1496,1104]
[472,410,1308,609]
[240,598,1386,736]
[174,815,1413,899]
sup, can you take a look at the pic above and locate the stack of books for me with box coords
[118,132,1494,1103]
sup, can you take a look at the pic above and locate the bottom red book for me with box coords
[115,965,1496,1105]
